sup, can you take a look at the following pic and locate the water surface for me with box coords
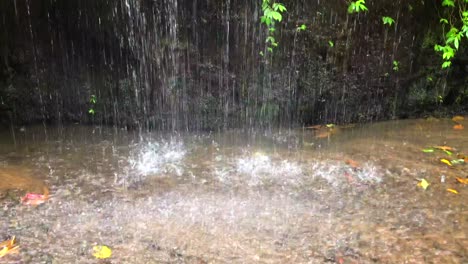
[0,118,467,263]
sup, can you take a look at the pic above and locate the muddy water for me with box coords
[0,119,467,263]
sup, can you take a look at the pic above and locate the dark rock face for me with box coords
[0,0,466,130]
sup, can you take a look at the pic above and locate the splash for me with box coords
[132,140,186,176]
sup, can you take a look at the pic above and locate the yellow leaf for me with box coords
[0,236,19,258]
[456,177,468,185]
[92,245,112,259]
[417,179,430,190]
[447,188,459,194]
[440,159,452,166]
[452,115,464,122]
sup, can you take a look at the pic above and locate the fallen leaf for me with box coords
[453,124,464,130]
[417,179,430,190]
[0,237,19,258]
[93,245,112,259]
[422,148,434,153]
[345,159,360,168]
[450,159,465,165]
[452,115,465,122]
[434,146,456,152]
[456,177,468,185]
[21,187,49,206]
[447,188,459,194]
[440,159,452,166]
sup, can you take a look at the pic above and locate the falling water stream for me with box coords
[0,118,466,263]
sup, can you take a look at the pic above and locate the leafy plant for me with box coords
[434,0,468,68]
[382,16,395,26]
[88,94,97,115]
[392,60,399,71]
[348,0,368,14]
[260,0,287,53]
[328,40,334,47]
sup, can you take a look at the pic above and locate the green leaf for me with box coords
[267,47,273,53]
[259,51,264,57]
[382,16,395,26]
[273,3,287,12]
[422,148,434,153]
[442,0,455,7]
[328,40,334,47]
[271,11,282,22]
[88,108,95,115]
[442,61,452,68]
[444,150,453,156]
[440,18,449,24]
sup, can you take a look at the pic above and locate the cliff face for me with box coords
[0,0,466,130]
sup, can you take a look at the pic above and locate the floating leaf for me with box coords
[345,159,360,169]
[453,124,464,130]
[447,188,459,194]
[456,177,468,185]
[422,148,434,153]
[93,245,112,259]
[444,150,453,156]
[418,179,430,190]
[452,115,464,122]
[440,159,452,166]
[0,237,19,258]
[21,187,49,206]
[434,146,455,152]
[450,159,465,165]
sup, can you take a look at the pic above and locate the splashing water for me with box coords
[132,140,186,176]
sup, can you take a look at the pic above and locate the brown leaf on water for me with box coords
[452,116,465,122]
[345,159,360,169]
[453,124,464,130]
[434,146,456,152]
[456,154,468,163]
[456,177,468,185]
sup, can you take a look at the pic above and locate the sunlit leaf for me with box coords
[440,158,452,166]
[328,40,334,47]
[326,124,335,128]
[440,18,449,24]
[453,124,464,130]
[447,188,459,194]
[417,178,430,190]
[93,245,112,259]
[422,148,434,153]
[456,177,468,184]
[444,150,453,156]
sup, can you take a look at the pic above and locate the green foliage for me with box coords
[382,16,395,26]
[348,0,368,14]
[88,94,97,115]
[260,0,287,53]
[296,24,307,32]
[328,40,334,47]
[434,0,468,68]
[392,60,399,71]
